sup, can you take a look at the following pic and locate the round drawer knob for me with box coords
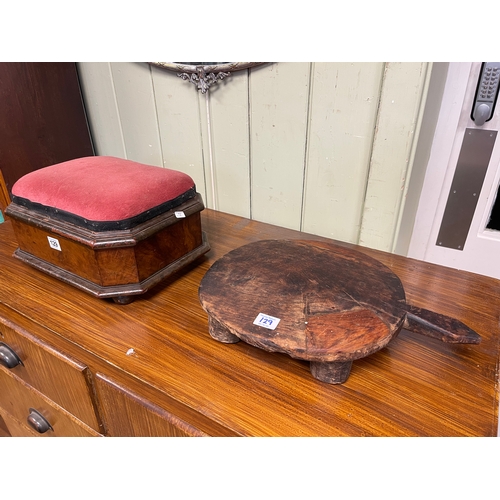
[27,408,53,434]
[0,342,23,369]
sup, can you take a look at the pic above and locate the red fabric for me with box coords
[11,156,196,221]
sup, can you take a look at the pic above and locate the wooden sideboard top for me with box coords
[0,209,499,436]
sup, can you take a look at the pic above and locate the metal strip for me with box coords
[436,128,497,250]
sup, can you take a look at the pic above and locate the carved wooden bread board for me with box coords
[199,240,480,384]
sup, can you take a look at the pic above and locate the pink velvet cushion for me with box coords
[11,156,197,230]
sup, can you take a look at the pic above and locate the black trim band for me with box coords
[11,186,198,232]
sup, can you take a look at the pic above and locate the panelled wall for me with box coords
[77,62,434,252]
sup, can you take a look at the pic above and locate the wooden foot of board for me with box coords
[208,317,240,344]
[310,360,353,384]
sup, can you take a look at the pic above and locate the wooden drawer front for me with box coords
[0,368,101,436]
[0,411,14,436]
[1,411,39,437]
[0,317,101,432]
[96,373,207,437]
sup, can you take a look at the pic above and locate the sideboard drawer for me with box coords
[0,410,40,437]
[0,316,101,432]
[96,373,208,437]
[0,368,101,437]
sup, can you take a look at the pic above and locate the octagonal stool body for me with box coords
[5,156,210,304]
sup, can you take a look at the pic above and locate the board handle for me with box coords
[403,305,481,344]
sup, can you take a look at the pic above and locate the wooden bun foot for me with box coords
[112,295,135,305]
[310,360,353,384]
[208,317,240,343]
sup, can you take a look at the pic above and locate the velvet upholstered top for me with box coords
[11,156,198,231]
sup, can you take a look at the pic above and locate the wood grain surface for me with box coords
[0,63,94,192]
[199,239,481,384]
[0,169,10,218]
[0,209,499,436]
[199,239,407,374]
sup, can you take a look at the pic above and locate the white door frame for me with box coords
[408,62,500,280]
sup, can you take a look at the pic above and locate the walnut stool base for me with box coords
[7,194,209,303]
[13,236,209,304]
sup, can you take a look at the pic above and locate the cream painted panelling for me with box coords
[77,62,431,251]
[302,62,384,243]
[110,62,163,165]
[76,63,126,158]
[150,66,206,197]
[359,62,431,251]
[199,68,252,216]
[249,62,311,230]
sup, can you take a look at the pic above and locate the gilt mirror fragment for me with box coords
[149,62,266,93]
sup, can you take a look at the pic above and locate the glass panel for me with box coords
[486,183,500,230]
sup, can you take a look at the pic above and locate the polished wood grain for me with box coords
[0,369,101,437]
[0,210,499,436]
[199,239,481,384]
[0,413,11,436]
[95,373,208,437]
[6,196,209,301]
[0,302,233,437]
[0,169,10,219]
[0,63,94,192]
[0,311,102,432]
[0,411,40,437]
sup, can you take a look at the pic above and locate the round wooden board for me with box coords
[199,239,408,384]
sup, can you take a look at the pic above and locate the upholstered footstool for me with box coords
[5,156,210,303]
